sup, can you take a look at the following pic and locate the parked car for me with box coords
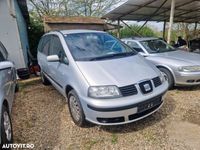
[122,37,200,88]
[37,30,168,126]
[0,41,17,145]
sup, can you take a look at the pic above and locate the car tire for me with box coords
[1,105,13,147]
[159,67,174,89]
[15,83,19,93]
[68,90,87,127]
[41,71,51,86]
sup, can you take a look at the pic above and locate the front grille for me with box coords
[139,80,153,94]
[119,84,138,97]
[152,77,162,87]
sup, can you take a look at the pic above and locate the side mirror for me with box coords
[63,57,69,65]
[139,52,149,57]
[47,55,59,62]
[0,61,14,70]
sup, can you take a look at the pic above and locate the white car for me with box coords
[0,41,18,145]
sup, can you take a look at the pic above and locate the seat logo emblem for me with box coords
[144,83,151,92]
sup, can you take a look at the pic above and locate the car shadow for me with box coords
[175,85,200,91]
[98,95,176,133]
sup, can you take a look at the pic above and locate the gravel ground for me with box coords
[12,78,200,150]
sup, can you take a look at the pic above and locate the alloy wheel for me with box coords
[3,111,12,141]
[69,96,81,122]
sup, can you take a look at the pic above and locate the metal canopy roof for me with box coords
[102,0,200,23]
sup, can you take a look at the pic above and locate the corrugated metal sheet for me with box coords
[102,0,200,23]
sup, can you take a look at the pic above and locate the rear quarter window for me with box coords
[0,42,8,61]
[38,35,51,55]
[37,37,44,52]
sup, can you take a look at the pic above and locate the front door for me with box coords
[48,35,69,96]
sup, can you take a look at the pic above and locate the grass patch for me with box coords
[143,130,157,143]
[111,134,118,144]
[84,140,98,150]
[19,77,40,91]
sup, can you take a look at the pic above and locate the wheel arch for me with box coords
[2,100,9,110]
[65,85,74,97]
[156,65,176,84]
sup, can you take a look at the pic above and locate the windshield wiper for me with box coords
[89,52,135,61]
[75,46,87,51]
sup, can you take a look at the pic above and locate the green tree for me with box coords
[111,25,158,38]
[29,0,121,17]
[28,12,44,58]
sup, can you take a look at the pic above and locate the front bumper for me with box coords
[175,71,200,86]
[80,81,168,125]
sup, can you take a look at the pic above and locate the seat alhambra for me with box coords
[37,30,168,126]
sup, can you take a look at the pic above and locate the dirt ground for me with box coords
[11,78,200,150]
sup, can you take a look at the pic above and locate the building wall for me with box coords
[13,0,29,67]
[0,0,27,69]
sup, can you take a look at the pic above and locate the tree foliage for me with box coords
[29,0,121,17]
[111,25,158,38]
[28,12,44,58]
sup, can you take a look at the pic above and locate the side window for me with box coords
[0,42,8,61]
[49,35,68,64]
[0,51,5,61]
[127,41,143,52]
[40,35,51,55]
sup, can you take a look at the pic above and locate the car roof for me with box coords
[48,29,106,35]
[122,37,158,42]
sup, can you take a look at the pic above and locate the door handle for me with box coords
[8,70,12,74]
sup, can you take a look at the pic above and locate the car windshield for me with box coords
[140,39,176,53]
[64,32,136,61]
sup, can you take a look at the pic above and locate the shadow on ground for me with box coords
[97,95,176,133]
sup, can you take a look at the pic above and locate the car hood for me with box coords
[153,50,200,65]
[76,55,160,86]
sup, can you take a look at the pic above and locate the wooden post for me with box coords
[167,0,175,44]
[117,19,120,38]
[194,22,198,36]
[163,21,166,40]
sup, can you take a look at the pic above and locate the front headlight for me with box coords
[88,86,121,98]
[178,66,200,72]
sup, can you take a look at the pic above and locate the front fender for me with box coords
[156,64,176,83]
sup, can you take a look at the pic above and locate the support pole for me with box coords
[194,22,197,36]
[117,19,120,38]
[163,21,166,40]
[167,0,175,44]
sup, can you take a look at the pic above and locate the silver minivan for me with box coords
[37,30,168,126]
